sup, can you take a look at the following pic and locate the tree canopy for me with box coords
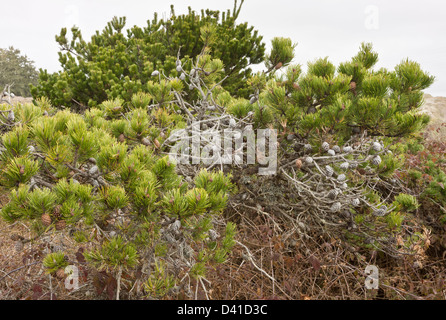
[31,1,265,110]
[0,46,38,97]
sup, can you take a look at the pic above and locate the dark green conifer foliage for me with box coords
[1,1,438,300]
[31,0,265,109]
[251,42,434,141]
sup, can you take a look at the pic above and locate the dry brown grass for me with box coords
[1,183,446,300]
[0,188,99,300]
[204,197,446,300]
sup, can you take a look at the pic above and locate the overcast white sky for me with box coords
[1,0,445,96]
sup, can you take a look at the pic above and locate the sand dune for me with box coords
[420,94,446,124]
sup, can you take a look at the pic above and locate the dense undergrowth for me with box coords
[0,1,445,300]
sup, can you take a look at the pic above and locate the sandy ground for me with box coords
[1,96,33,105]
[420,94,446,124]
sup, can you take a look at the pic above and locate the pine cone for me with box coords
[153,138,161,149]
[305,156,313,164]
[293,83,301,91]
[56,268,66,279]
[304,144,312,152]
[295,159,303,169]
[331,202,342,213]
[41,214,52,227]
[53,204,62,218]
[332,145,341,153]
[249,95,257,104]
[55,220,66,231]
[322,142,330,151]
[89,165,99,175]
[340,162,349,170]
[372,142,382,152]
[371,155,382,166]
[327,189,338,199]
[325,165,334,177]
[351,198,360,207]
[118,133,125,142]
[337,174,346,182]
[327,149,336,156]
[342,146,352,153]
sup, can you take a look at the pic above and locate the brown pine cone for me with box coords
[350,81,357,90]
[153,138,161,149]
[56,268,65,279]
[275,62,283,70]
[292,83,301,91]
[55,220,66,231]
[295,158,303,169]
[41,213,52,227]
[53,205,62,218]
